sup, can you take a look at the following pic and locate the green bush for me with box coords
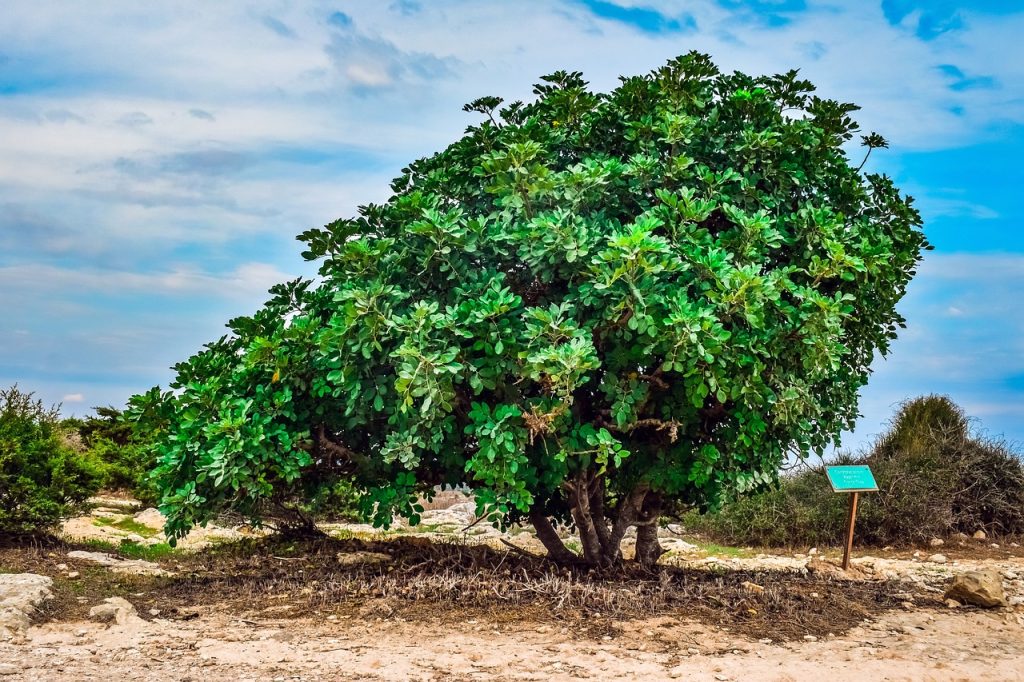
[65,406,159,505]
[686,396,1024,546]
[0,385,103,535]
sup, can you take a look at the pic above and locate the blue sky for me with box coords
[1,0,1022,452]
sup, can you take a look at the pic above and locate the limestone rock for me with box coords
[133,507,166,531]
[929,538,944,547]
[419,502,476,528]
[927,554,947,564]
[89,597,140,625]
[972,529,987,540]
[67,550,173,576]
[944,570,1007,608]
[806,558,872,581]
[0,573,53,642]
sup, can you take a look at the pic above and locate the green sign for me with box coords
[826,465,878,493]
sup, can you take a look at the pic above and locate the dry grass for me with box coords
[1,534,917,642]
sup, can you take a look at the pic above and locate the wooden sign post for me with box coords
[825,465,879,571]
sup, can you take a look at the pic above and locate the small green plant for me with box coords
[79,538,176,561]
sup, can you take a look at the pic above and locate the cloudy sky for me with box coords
[1,0,1021,451]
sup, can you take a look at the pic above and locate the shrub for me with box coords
[131,53,926,565]
[65,406,159,505]
[0,385,103,534]
[687,396,1024,546]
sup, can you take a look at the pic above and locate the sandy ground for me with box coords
[2,601,1022,681]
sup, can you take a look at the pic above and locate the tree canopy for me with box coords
[131,53,927,566]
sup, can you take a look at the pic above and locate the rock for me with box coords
[67,550,172,576]
[0,573,53,642]
[944,571,1007,608]
[335,551,392,567]
[660,537,699,553]
[990,543,1000,549]
[56,563,68,571]
[944,599,961,608]
[806,558,872,581]
[418,502,477,528]
[741,581,765,594]
[973,530,987,540]
[952,532,970,542]
[0,664,19,676]
[929,538,944,547]
[125,533,146,544]
[67,571,80,579]
[89,496,142,512]
[803,635,817,642]
[89,597,139,625]
[133,507,167,531]
[927,554,947,564]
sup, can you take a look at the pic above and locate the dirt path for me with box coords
[2,604,1022,681]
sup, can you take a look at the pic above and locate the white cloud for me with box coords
[0,261,293,299]
[61,393,84,403]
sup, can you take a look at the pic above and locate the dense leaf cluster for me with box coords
[0,385,102,534]
[132,54,926,564]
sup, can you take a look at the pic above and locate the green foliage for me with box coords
[131,54,927,561]
[687,396,1024,546]
[65,406,160,505]
[0,385,103,534]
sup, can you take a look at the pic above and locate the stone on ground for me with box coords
[805,558,873,581]
[89,597,140,625]
[944,570,1007,608]
[972,530,987,540]
[67,550,173,576]
[0,573,53,642]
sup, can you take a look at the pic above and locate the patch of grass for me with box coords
[694,541,751,558]
[79,538,176,561]
[91,515,160,538]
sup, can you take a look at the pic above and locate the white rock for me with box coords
[132,507,167,531]
[67,550,172,576]
[928,554,947,564]
[929,538,944,547]
[0,573,53,642]
[89,597,139,625]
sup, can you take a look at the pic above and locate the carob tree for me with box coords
[131,53,927,567]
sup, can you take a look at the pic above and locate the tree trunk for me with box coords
[528,507,578,564]
[634,522,665,568]
[528,481,662,568]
